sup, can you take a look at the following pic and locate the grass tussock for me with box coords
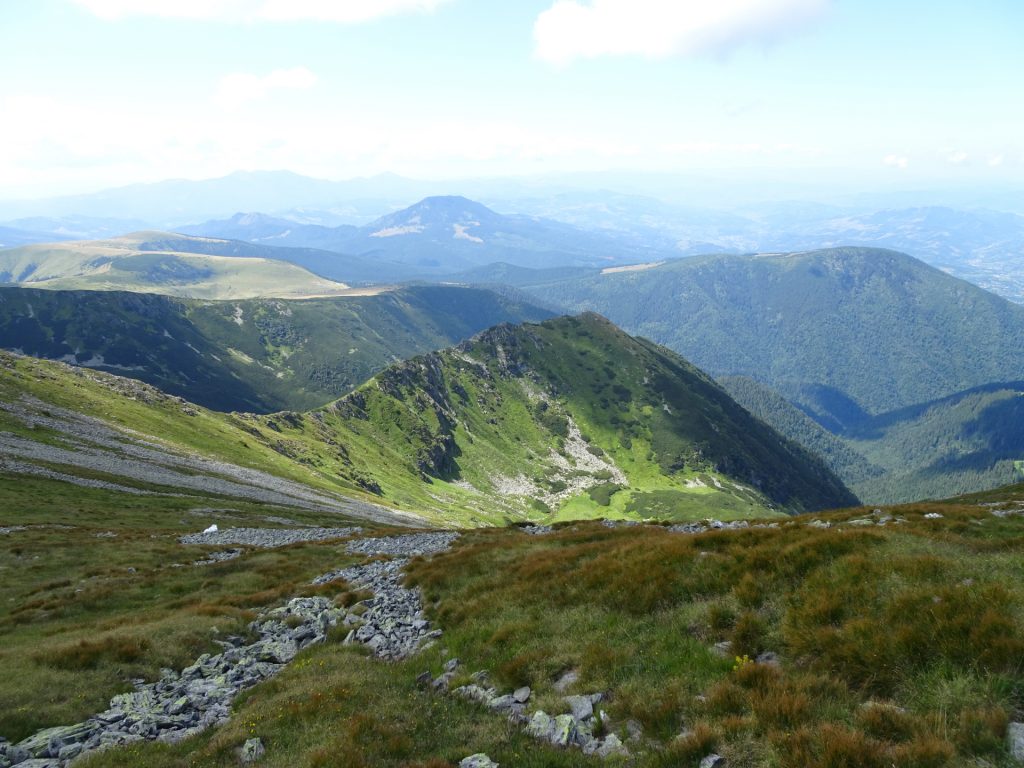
[5,477,1024,766]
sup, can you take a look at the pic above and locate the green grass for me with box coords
[0,312,851,529]
[0,476,380,741]
[4,483,1024,766]
[75,644,606,768]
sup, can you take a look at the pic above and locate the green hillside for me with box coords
[296,312,856,521]
[0,314,855,528]
[0,232,356,299]
[720,375,1024,504]
[844,383,1024,502]
[718,375,884,487]
[521,248,1024,420]
[0,284,553,412]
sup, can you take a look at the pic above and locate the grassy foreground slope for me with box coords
[7,483,1017,767]
[0,233,356,299]
[0,284,554,411]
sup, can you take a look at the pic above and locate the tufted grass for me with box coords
[0,475,377,741]
[7,482,1024,766]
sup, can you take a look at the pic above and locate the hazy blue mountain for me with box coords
[2,215,155,240]
[0,171,434,227]
[181,195,674,274]
[179,212,361,253]
[0,226,76,249]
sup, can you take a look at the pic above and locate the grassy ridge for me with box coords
[0,313,855,528]
[0,234,355,300]
[282,312,855,520]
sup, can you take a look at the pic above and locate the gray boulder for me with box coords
[564,694,594,722]
[240,737,265,763]
[1008,722,1024,761]
[459,755,499,768]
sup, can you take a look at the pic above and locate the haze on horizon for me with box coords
[1,0,1021,202]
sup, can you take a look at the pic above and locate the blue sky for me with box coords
[1,0,1021,198]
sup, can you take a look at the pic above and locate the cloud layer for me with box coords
[216,67,317,110]
[534,0,830,65]
[71,0,451,22]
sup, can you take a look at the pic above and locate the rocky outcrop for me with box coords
[314,532,459,659]
[1,597,350,767]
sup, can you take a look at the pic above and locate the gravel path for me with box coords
[313,532,460,659]
[179,526,363,548]
[0,395,420,527]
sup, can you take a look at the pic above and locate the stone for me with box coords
[167,695,190,715]
[755,651,780,666]
[1007,722,1024,761]
[924,512,944,519]
[550,714,577,747]
[240,737,265,763]
[712,640,733,658]
[444,657,460,673]
[626,719,644,741]
[513,686,531,703]
[564,694,594,721]
[432,672,454,692]
[16,722,98,759]
[553,669,579,692]
[596,734,629,758]
[700,754,726,768]
[415,670,433,687]
[526,711,556,742]
[487,694,517,712]
[459,755,499,768]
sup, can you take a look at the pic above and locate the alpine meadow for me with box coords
[2,2,1023,768]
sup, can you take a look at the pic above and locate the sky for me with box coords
[0,0,1022,199]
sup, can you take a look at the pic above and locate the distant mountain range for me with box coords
[180,195,672,274]
[519,247,1024,417]
[4,171,1022,300]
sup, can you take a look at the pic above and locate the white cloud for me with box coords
[988,154,1005,167]
[883,154,909,170]
[215,67,317,110]
[0,91,646,198]
[533,0,830,65]
[946,149,968,165]
[70,0,451,22]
